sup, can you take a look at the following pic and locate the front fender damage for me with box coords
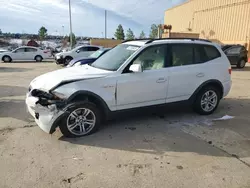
[30,89,68,134]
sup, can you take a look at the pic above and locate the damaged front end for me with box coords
[26,89,68,134]
[31,89,66,108]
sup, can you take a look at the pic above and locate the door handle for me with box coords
[196,73,205,77]
[156,77,167,83]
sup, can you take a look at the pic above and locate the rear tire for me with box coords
[237,59,246,68]
[193,86,220,115]
[59,102,102,137]
[2,56,12,62]
[35,55,43,62]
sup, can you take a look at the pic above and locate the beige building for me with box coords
[164,0,250,47]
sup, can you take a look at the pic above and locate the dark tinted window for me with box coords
[194,45,207,64]
[171,44,193,66]
[78,47,87,52]
[204,45,221,60]
[25,48,37,52]
[226,46,242,55]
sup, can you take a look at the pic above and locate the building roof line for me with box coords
[165,0,191,12]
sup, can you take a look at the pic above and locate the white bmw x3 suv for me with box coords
[26,38,232,137]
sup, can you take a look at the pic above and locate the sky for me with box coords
[0,0,186,38]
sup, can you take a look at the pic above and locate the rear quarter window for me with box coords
[204,45,221,61]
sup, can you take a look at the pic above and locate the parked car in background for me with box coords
[0,49,8,53]
[222,44,248,68]
[0,46,51,62]
[55,45,102,65]
[66,48,111,67]
[26,38,232,137]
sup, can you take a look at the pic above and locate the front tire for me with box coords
[193,86,220,115]
[237,59,246,68]
[59,102,102,137]
[64,56,73,66]
[2,56,12,62]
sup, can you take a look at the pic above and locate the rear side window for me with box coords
[25,48,37,52]
[194,45,207,64]
[204,45,221,61]
[171,44,193,66]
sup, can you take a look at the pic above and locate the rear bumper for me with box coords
[25,93,64,134]
[222,80,232,98]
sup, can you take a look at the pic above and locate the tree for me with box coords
[126,28,135,40]
[139,31,146,39]
[38,26,47,41]
[68,32,76,47]
[114,24,125,40]
[149,24,158,38]
[0,29,2,35]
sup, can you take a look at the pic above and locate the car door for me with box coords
[116,44,169,110]
[25,47,38,60]
[224,46,241,65]
[12,48,25,60]
[166,43,218,103]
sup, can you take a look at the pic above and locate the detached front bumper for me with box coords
[25,92,65,134]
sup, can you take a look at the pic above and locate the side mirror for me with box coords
[129,64,142,73]
[76,50,80,53]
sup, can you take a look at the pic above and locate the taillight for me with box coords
[228,67,232,75]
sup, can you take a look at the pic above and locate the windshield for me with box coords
[91,44,140,71]
[89,50,104,58]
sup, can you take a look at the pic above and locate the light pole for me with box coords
[105,10,107,38]
[69,0,73,49]
[62,25,64,37]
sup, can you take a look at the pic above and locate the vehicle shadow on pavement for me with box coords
[0,85,27,98]
[0,66,32,72]
[59,98,250,158]
[0,85,31,123]
[0,99,32,123]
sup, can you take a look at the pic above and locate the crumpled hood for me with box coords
[30,65,112,91]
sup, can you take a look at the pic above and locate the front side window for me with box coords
[171,44,193,66]
[15,48,25,53]
[77,47,87,52]
[132,45,166,70]
[91,44,140,71]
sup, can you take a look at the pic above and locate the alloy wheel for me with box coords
[200,90,218,112]
[66,108,96,136]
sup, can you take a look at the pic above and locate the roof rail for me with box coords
[122,38,212,44]
[145,38,212,44]
[122,38,152,43]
